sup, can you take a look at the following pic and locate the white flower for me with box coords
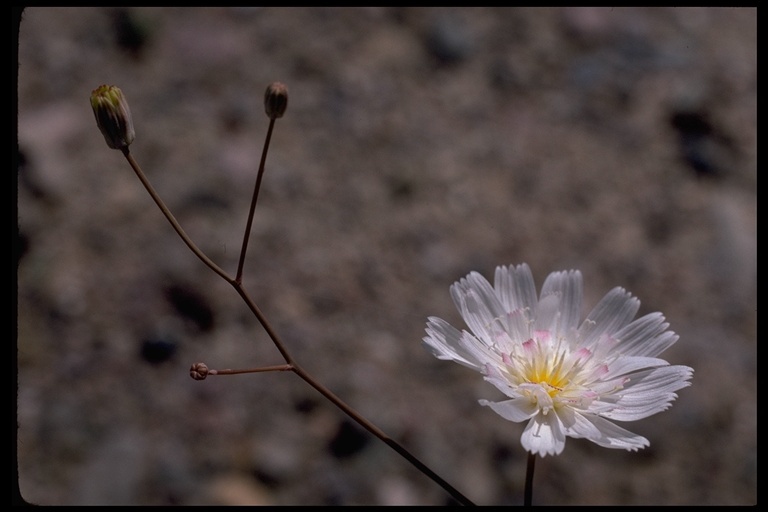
[424,263,693,457]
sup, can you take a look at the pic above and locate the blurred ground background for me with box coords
[15,7,755,506]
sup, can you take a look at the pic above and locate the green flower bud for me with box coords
[264,82,288,120]
[90,84,135,150]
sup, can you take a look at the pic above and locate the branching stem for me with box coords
[119,145,474,506]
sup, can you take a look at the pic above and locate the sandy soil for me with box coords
[16,7,755,505]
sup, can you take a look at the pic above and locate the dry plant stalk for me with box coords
[90,82,475,506]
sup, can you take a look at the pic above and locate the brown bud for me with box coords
[264,82,288,119]
[190,362,209,380]
[90,85,135,150]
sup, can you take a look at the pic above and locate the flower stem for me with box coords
[210,364,293,375]
[121,148,232,283]
[118,148,475,506]
[525,452,536,506]
[235,117,275,284]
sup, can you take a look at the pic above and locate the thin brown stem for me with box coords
[289,363,473,506]
[525,452,536,506]
[229,275,475,505]
[121,148,232,283]
[235,118,275,283]
[209,364,293,375]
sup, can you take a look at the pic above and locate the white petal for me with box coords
[466,271,507,318]
[423,317,484,371]
[503,307,533,343]
[479,397,538,422]
[520,412,566,457]
[578,287,640,348]
[570,413,650,451]
[494,263,538,314]
[620,365,694,396]
[596,399,673,421]
[482,367,519,398]
[598,366,693,421]
[487,325,519,355]
[613,312,679,357]
[450,274,505,344]
[557,406,601,439]
[539,270,583,336]
[457,330,504,368]
[534,293,561,334]
[600,356,671,381]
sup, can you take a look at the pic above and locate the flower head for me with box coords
[90,84,135,150]
[423,263,693,457]
[264,81,288,120]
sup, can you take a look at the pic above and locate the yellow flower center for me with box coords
[502,330,596,412]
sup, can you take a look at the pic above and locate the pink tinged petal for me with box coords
[562,347,593,372]
[494,263,538,314]
[540,269,583,336]
[479,397,539,422]
[571,413,650,451]
[590,363,610,379]
[578,287,641,348]
[423,317,485,371]
[573,347,592,360]
[484,362,502,377]
[492,330,517,354]
[521,412,567,457]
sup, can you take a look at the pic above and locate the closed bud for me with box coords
[90,84,135,150]
[264,82,288,119]
[190,362,209,380]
